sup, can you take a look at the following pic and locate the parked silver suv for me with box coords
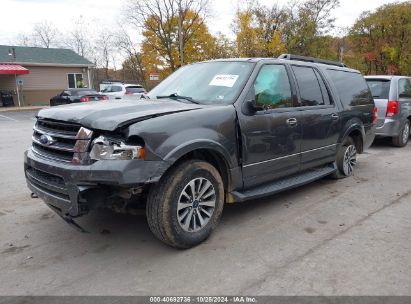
[365,76,411,147]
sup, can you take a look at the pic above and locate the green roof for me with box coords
[0,45,93,66]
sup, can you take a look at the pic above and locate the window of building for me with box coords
[68,73,84,89]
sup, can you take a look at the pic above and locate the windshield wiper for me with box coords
[157,93,200,104]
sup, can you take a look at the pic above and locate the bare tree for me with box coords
[115,26,147,87]
[16,33,33,47]
[32,20,60,48]
[65,16,92,58]
[94,30,116,79]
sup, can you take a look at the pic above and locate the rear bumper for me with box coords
[376,118,401,137]
[24,149,169,218]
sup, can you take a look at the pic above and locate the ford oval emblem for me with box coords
[39,134,55,146]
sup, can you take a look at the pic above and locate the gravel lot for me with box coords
[0,110,410,296]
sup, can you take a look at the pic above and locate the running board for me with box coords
[231,163,337,202]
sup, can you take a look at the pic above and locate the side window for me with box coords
[399,78,411,98]
[112,86,123,92]
[292,66,324,106]
[314,69,331,105]
[253,65,293,109]
[325,69,373,107]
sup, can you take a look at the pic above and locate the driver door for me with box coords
[239,64,302,188]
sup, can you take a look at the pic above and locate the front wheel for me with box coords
[392,120,410,147]
[146,160,224,249]
[331,137,357,179]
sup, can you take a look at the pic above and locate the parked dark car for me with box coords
[50,89,108,106]
[25,55,376,248]
[0,90,15,107]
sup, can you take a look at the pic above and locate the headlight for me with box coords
[89,136,145,160]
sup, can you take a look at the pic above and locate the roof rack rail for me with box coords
[278,54,346,67]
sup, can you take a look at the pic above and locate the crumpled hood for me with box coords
[37,99,204,131]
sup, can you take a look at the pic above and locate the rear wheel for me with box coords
[392,120,410,147]
[146,160,224,249]
[331,137,357,179]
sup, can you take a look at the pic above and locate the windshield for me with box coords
[148,61,254,104]
[366,79,391,99]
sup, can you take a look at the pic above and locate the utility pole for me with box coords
[8,48,21,107]
[177,1,184,67]
[338,37,345,63]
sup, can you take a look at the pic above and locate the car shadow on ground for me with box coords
[66,176,339,253]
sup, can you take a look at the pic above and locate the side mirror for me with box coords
[244,87,264,113]
[245,98,258,113]
[243,86,257,114]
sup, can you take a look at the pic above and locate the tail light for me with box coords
[373,107,378,126]
[386,100,399,117]
[101,95,109,100]
[80,97,90,102]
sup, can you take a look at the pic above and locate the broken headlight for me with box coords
[89,136,144,160]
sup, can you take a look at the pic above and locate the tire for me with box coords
[146,160,224,249]
[331,137,357,179]
[392,120,410,147]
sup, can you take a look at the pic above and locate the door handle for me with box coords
[331,113,339,119]
[286,118,298,126]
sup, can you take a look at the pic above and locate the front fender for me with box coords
[125,105,239,167]
[164,136,235,167]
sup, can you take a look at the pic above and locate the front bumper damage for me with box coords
[24,149,169,230]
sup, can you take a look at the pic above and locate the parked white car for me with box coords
[100,83,146,99]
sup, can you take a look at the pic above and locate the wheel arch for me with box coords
[163,142,234,195]
[340,123,365,154]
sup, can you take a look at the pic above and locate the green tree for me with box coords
[233,3,287,57]
[349,2,411,75]
[282,0,340,57]
[233,0,339,59]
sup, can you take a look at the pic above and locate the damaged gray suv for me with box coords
[25,55,376,248]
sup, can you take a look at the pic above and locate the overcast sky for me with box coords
[0,0,407,46]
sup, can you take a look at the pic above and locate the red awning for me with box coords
[0,64,30,75]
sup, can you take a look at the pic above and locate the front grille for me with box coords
[32,119,92,163]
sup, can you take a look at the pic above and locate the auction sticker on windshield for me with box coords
[209,74,239,87]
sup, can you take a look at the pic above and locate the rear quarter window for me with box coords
[399,78,411,98]
[366,79,391,99]
[326,69,373,107]
[126,86,145,93]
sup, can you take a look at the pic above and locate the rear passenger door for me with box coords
[290,65,340,170]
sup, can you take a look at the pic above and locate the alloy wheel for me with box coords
[177,177,216,232]
[402,123,410,145]
[343,145,357,176]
